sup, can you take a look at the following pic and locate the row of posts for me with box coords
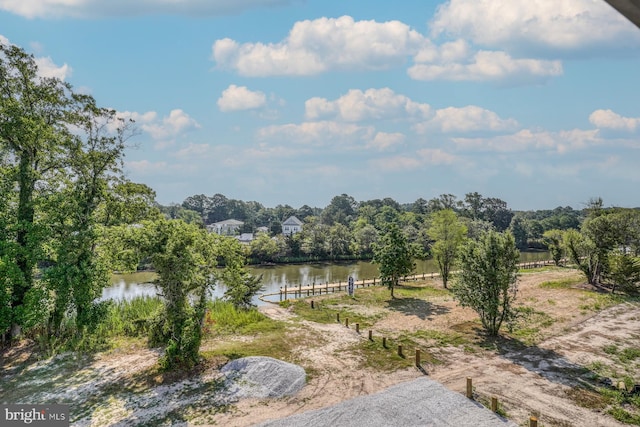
[318,301,539,426]
[466,377,538,426]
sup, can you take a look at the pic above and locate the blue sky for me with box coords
[2,0,640,210]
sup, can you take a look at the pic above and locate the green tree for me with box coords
[373,224,415,298]
[562,229,599,285]
[249,232,280,262]
[542,229,565,266]
[509,215,529,250]
[608,251,640,295]
[428,210,467,289]
[451,231,519,336]
[0,44,74,338]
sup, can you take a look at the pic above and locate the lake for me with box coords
[103,251,551,305]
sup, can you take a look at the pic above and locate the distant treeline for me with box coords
[157,192,597,263]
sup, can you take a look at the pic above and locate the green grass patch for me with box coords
[508,306,556,345]
[608,407,640,425]
[539,277,584,289]
[205,300,280,335]
[354,333,440,372]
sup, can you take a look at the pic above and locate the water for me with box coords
[103,252,551,305]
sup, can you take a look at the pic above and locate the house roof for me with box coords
[212,219,244,226]
[282,216,303,226]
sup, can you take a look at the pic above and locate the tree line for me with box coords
[169,192,586,264]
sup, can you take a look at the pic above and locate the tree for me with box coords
[428,210,467,289]
[562,229,599,285]
[322,194,357,226]
[0,43,74,338]
[451,231,519,336]
[542,229,564,266]
[373,224,415,298]
[509,215,529,250]
[607,251,640,295]
[104,219,258,369]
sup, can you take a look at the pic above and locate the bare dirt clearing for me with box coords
[2,268,639,426]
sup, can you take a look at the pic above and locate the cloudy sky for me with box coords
[2,0,639,209]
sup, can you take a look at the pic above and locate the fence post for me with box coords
[466,377,473,399]
[298,283,301,297]
[345,317,349,328]
[284,284,288,301]
[368,330,373,341]
[398,344,403,357]
[355,323,360,333]
[415,349,421,367]
[383,337,387,348]
[312,282,315,295]
[311,300,314,309]
[529,417,538,427]
[336,313,340,322]
[491,396,498,412]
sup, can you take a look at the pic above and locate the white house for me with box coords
[207,219,244,235]
[282,216,303,235]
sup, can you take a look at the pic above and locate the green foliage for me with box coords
[542,229,565,266]
[373,223,415,298]
[563,229,599,285]
[608,252,640,295]
[205,299,276,334]
[428,209,467,289]
[451,231,520,336]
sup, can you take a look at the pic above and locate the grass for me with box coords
[539,277,584,289]
[205,299,280,335]
[508,306,556,345]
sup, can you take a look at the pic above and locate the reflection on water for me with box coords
[103,251,551,305]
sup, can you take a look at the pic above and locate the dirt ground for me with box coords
[223,269,640,427]
[2,269,639,426]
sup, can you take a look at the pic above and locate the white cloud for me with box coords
[0,0,293,19]
[125,159,168,175]
[415,105,518,133]
[451,128,601,153]
[372,148,460,171]
[117,109,200,142]
[257,121,374,148]
[34,56,73,81]
[589,109,639,132]
[409,50,562,83]
[217,84,266,112]
[212,16,426,76]
[367,132,405,151]
[430,0,640,54]
[305,88,431,122]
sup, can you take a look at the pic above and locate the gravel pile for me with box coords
[221,356,306,399]
[256,377,517,427]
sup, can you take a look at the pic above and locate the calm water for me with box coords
[103,251,551,305]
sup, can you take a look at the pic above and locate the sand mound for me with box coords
[221,356,306,399]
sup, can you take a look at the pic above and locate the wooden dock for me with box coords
[258,259,559,303]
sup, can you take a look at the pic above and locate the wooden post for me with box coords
[415,349,421,366]
[311,300,314,309]
[336,313,340,322]
[279,287,282,301]
[312,282,315,295]
[373,277,376,285]
[298,283,301,297]
[466,377,473,399]
[338,280,341,291]
[529,417,538,427]
[382,337,387,348]
[345,317,349,328]
[284,284,288,300]
[491,397,498,412]
[368,330,372,341]
[355,323,360,333]
[398,344,403,357]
